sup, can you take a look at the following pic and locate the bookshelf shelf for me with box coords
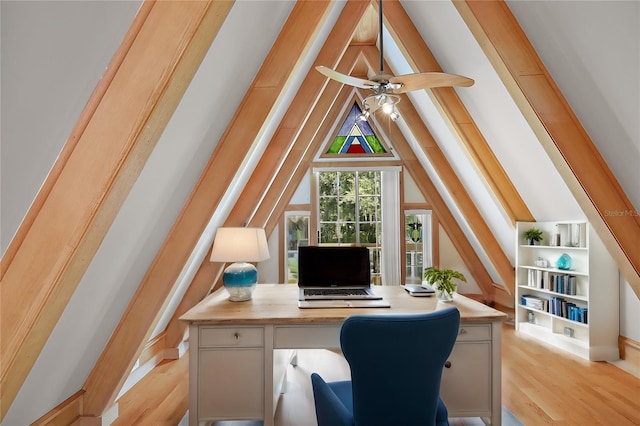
[518,285,588,302]
[515,221,619,361]
[519,264,588,276]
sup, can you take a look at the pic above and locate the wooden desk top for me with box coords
[180,284,507,325]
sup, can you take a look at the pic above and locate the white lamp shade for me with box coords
[210,227,270,263]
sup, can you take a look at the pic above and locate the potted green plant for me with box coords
[523,228,544,245]
[423,266,466,301]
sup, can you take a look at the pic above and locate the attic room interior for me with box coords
[1,0,639,425]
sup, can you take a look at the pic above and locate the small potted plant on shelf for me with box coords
[423,266,466,302]
[523,228,544,245]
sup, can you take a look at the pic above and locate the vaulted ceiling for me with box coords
[1,0,638,423]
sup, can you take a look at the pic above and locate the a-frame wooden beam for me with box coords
[455,0,640,295]
[80,1,335,417]
[361,46,514,295]
[381,0,533,224]
[0,1,231,419]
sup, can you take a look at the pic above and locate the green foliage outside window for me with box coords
[317,170,382,281]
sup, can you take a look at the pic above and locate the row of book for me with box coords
[521,295,547,311]
[526,269,578,296]
[550,296,588,324]
[520,295,588,324]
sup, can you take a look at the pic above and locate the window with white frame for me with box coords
[314,167,401,285]
[404,210,433,284]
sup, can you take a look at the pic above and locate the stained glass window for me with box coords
[326,103,387,155]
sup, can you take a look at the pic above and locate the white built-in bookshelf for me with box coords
[515,221,619,361]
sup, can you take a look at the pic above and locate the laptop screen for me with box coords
[297,246,371,288]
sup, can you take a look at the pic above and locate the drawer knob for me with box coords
[234,332,239,340]
[458,328,467,335]
[444,361,452,368]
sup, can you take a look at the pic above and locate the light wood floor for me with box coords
[113,322,640,425]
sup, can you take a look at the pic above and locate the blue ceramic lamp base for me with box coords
[223,262,258,301]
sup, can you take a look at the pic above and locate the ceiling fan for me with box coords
[316,0,474,121]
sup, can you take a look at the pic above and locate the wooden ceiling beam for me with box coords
[381,0,533,224]
[80,0,334,416]
[360,45,514,295]
[0,1,230,419]
[455,0,640,295]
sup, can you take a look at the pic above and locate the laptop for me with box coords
[297,246,383,301]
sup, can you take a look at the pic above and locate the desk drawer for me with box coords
[274,325,341,349]
[456,324,491,341]
[199,327,264,348]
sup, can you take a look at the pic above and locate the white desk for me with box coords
[180,284,507,425]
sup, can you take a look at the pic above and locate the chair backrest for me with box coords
[340,307,460,425]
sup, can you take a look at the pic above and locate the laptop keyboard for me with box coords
[305,288,370,297]
[304,288,369,296]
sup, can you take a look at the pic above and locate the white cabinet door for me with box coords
[440,341,491,416]
[198,348,264,420]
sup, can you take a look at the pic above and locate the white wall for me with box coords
[0,0,142,253]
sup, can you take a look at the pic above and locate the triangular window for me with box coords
[325,102,387,155]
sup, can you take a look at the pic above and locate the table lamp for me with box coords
[210,227,270,301]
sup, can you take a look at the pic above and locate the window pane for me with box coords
[319,172,338,195]
[320,222,338,244]
[285,213,310,283]
[369,247,381,285]
[358,195,379,222]
[339,196,356,221]
[337,172,355,195]
[405,212,431,284]
[359,223,378,244]
[340,223,356,244]
[358,170,380,195]
[319,197,338,221]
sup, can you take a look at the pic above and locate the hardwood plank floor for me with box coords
[113,322,640,425]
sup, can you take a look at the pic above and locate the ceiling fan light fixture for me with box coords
[361,93,401,121]
[357,110,370,121]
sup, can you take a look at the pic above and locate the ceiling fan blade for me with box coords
[389,72,475,93]
[316,66,378,89]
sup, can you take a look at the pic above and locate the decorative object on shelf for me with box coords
[534,257,548,267]
[523,227,544,245]
[423,266,466,302]
[210,227,270,301]
[555,253,573,270]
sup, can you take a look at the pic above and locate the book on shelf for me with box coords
[549,296,588,324]
[548,273,577,295]
[521,295,548,311]
[526,269,578,296]
[527,269,547,289]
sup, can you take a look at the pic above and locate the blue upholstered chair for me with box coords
[311,307,460,426]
